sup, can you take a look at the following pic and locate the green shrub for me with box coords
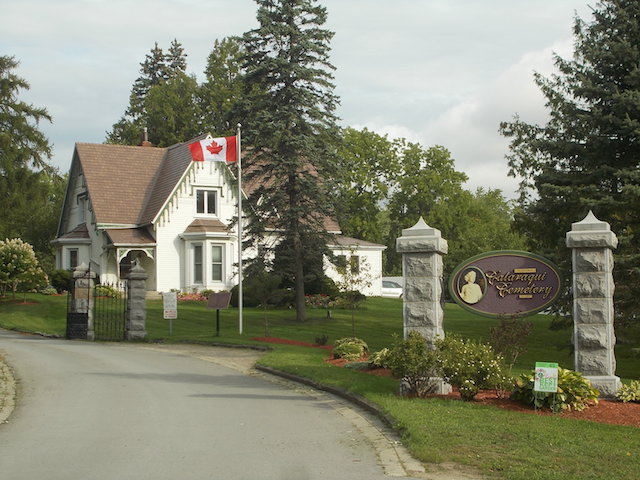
[319,276,340,298]
[49,269,71,293]
[368,348,391,368]
[95,284,122,298]
[333,337,368,361]
[435,335,509,401]
[511,367,600,413]
[616,380,640,403]
[386,332,439,397]
[333,290,366,309]
[489,317,533,372]
[39,286,58,295]
[200,289,215,299]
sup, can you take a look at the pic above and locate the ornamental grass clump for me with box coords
[511,367,599,413]
[435,335,509,401]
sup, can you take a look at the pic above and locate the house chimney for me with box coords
[140,127,153,147]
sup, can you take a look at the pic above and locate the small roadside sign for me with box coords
[163,292,178,319]
[534,362,559,393]
[207,292,231,336]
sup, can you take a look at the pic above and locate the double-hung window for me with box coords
[211,245,223,281]
[196,190,217,215]
[69,249,79,270]
[191,243,224,285]
[193,244,203,284]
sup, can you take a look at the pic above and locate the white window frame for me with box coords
[195,189,217,216]
[211,244,224,282]
[68,248,79,270]
[192,243,204,284]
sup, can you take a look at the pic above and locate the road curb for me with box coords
[254,364,399,431]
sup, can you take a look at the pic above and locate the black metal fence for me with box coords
[93,281,128,341]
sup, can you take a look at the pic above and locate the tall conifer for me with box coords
[500,0,640,326]
[240,0,340,321]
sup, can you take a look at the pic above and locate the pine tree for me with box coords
[0,55,52,172]
[106,41,189,145]
[0,56,63,267]
[200,37,245,135]
[240,0,340,321]
[500,0,640,327]
[166,39,188,76]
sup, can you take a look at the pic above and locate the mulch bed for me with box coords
[253,336,640,429]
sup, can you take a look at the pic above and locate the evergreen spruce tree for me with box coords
[0,55,64,266]
[240,0,340,321]
[166,39,188,76]
[500,0,640,327]
[200,37,245,135]
[106,41,189,145]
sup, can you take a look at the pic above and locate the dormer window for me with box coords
[196,189,217,215]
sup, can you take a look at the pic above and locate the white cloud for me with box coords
[1,0,593,197]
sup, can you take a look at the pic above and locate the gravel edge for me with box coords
[0,354,16,424]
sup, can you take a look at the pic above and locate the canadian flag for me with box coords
[188,136,237,162]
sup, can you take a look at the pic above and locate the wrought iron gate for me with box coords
[93,281,128,341]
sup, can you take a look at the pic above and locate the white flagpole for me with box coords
[237,124,243,334]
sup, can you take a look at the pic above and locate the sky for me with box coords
[1,0,595,199]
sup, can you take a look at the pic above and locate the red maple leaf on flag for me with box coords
[206,140,224,155]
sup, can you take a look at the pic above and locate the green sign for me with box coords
[534,362,559,393]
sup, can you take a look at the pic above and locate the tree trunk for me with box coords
[293,229,307,322]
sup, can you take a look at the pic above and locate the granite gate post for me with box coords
[126,261,148,340]
[66,263,96,340]
[397,217,451,394]
[566,211,621,397]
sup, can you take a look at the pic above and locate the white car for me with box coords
[381,280,403,298]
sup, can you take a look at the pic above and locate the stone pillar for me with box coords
[397,218,450,394]
[566,211,620,397]
[67,263,96,340]
[396,217,448,342]
[126,261,148,341]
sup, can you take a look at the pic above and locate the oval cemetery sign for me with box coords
[449,250,561,318]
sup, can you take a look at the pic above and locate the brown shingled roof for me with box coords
[73,136,342,234]
[183,219,230,233]
[139,140,201,225]
[105,228,156,245]
[59,222,90,239]
[76,143,167,225]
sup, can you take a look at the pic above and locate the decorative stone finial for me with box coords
[571,210,611,232]
[401,216,441,237]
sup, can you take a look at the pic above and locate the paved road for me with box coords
[0,330,422,480]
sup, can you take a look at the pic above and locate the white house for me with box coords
[52,135,385,295]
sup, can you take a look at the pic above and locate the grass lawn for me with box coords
[1,293,639,480]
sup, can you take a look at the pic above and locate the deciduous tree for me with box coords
[0,238,47,298]
[333,127,400,244]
